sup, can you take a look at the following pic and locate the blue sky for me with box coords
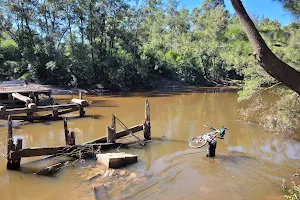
[180,0,295,25]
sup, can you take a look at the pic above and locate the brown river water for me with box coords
[0,90,299,200]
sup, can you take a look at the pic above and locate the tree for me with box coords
[230,0,300,95]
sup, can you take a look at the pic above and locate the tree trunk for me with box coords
[230,0,300,95]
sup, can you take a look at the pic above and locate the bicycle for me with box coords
[189,125,227,148]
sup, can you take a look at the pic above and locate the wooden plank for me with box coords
[71,99,89,107]
[43,107,79,118]
[0,83,51,94]
[12,92,32,104]
[35,162,67,176]
[85,124,143,145]
[9,143,126,159]
[10,147,68,159]
[0,104,80,116]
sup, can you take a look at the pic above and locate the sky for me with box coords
[180,0,295,25]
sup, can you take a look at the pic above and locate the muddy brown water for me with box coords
[0,90,299,200]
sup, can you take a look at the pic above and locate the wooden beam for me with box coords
[85,124,143,145]
[0,104,80,116]
[12,92,32,105]
[9,143,126,159]
[71,99,89,107]
[10,147,68,159]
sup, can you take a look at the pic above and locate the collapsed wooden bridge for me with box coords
[6,99,151,172]
[0,82,88,121]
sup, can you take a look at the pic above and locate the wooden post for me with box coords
[65,129,75,146]
[27,112,34,122]
[7,115,21,170]
[79,106,85,117]
[79,91,82,100]
[64,118,69,139]
[14,138,23,167]
[143,99,151,140]
[7,115,13,158]
[107,114,116,143]
[206,139,217,157]
[68,131,76,146]
[52,107,58,121]
[29,92,35,103]
[111,114,116,133]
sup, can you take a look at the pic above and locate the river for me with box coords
[0,90,299,200]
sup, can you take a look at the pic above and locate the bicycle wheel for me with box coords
[189,137,207,148]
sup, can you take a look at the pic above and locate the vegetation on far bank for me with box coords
[0,0,299,132]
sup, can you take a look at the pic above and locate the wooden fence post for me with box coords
[64,118,75,146]
[206,139,217,157]
[53,107,58,121]
[64,118,69,139]
[7,115,22,170]
[7,115,13,158]
[107,114,116,143]
[143,99,151,140]
[78,91,85,117]
[27,112,33,122]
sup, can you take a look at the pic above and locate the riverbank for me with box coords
[46,79,242,95]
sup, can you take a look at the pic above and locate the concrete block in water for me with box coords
[96,152,138,168]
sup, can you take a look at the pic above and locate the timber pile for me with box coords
[6,100,151,174]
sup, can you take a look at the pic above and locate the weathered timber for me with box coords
[93,184,109,200]
[35,162,67,176]
[42,107,79,118]
[71,98,89,107]
[85,124,143,145]
[143,99,151,140]
[9,143,126,159]
[107,114,116,143]
[96,152,138,168]
[0,83,51,94]
[1,104,80,116]
[27,112,33,122]
[27,103,37,110]
[12,92,32,105]
[206,139,217,157]
[52,107,58,120]
[7,115,13,157]
[79,105,85,117]
[10,147,68,159]
[7,115,22,170]
[66,131,75,146]
[0,106,6,112]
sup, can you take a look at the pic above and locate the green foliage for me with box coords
[282,179,300,200]
[0,0,299,130]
